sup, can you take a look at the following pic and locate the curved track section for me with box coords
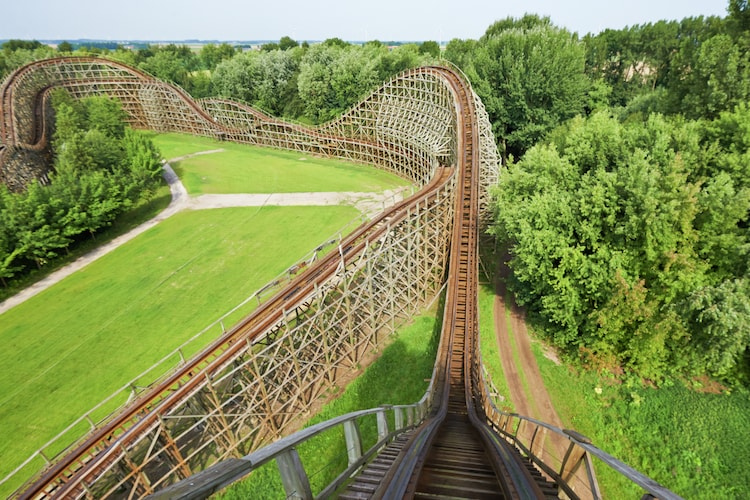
[355,65,549,500]
[0,58,500,498]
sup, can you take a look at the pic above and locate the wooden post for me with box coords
[276,448,312,500]
[344,420,363,467]
[395,407,405,430]
[377,407,391,441]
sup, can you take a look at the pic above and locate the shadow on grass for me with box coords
[219,304,444,499]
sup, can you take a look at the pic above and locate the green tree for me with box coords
[728,0,750,37]
[297,44,340,122]
[683,279,750,379]
[322,37,350,48]
[86,95,127,138]
[121,128,163,198]
[138,44,198,89]
[444,38,479,72]
[680,34,750,119]
[418,40,440,58]
[472,15,589,160]
[212,51,262,104]
[2,39,42,51]
[212,49,301,116]
[0,187,23,286]
[199,43,236,70]
[11,183,71,268]
[57,41,73,53]
[279,36,299,50]
[492,112,705,380]
[255,50,301,115]
[260,42,280,52]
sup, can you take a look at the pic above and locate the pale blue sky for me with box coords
[2,0,730,42]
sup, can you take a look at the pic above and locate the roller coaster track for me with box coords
[0,58,680,499]
[0,57,492,498]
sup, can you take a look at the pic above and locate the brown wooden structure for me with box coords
[0,58,501,498]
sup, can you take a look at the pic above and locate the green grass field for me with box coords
[0,133,409,496]
[533,330,750,498]
[0,206,359,489]
[151,133,409,195]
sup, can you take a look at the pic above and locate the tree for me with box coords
[57,41,73,53]
[471,16,589,160]
[255,50,301,115]
[683,279,750,379]
[323,38,350,48]
[297,44,341,122]
[200,43,236,70]
[122,128,163,198]
[2,39,42,51]
[260,42,280,52]
[492,112,705,380]
[679,34,750,119]
[0,187,22,286]
[418,40,440,58]
[444,38,480,74]
[0,248,22,287]
[212,51,262,104]
[212,49,301,116]
[86,95,127,138]
[728,0,750,37]
[138,44,198,89]
[13,183,71,268]
[279,36,299,50]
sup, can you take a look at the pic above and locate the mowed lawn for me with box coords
[152,133,409,195]
[0,134,405,493]
[0,206,359,488]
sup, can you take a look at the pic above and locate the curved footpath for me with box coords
[0,153,408,315]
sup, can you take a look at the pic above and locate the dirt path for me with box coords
[493,260,569,465]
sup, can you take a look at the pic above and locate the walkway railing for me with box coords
[149,360,683,500]
[475,364,684,500]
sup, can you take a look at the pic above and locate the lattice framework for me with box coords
[0,58,499,499]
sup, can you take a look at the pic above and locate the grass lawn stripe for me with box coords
[151,133,409,195]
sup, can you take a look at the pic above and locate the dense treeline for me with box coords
[1,38,439,123]
[211,38,437,121]
[0,91,162,285]
[493,109,750,383]
[442,3,749,384]
[211,39,436,121]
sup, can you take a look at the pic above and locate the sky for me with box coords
[2,0,730,42]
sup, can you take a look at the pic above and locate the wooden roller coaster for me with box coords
[0,57,680,500]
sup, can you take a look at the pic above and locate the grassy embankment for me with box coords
[0,133,407,496]
[481,248,750,499]
[535,342,750,499]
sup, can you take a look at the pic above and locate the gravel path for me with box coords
[0,153,409,315]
